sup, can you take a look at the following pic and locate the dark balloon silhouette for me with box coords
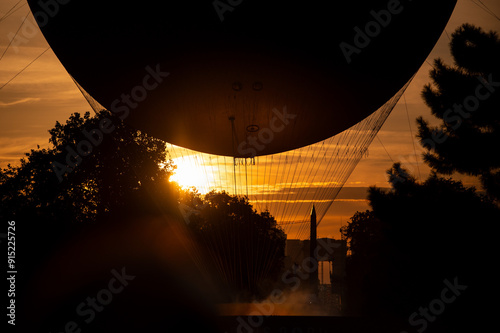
[27,0,456,156]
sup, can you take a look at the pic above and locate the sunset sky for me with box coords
[1,0,499,239]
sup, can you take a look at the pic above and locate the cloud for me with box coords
[0,97,40,107]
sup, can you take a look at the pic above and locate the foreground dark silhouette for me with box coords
[0,110,286,331]
[1,111,217,331]
[340,23,500,333]
[180,190,286,301]
[342,164,499,332]
[419,23,500,202]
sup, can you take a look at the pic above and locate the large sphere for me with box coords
[28,0,456,156]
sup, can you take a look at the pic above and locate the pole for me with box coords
[310,205,318,294]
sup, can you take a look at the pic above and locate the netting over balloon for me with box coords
[74,76,412,240]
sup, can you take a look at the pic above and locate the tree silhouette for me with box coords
[182,190,286,301]
[1,108,286,309]
[340,210,385,316]
[1,110,175,224]
[0,110,178,294]
[341,163,499,331]
[0,110,229,332]
[418,23,500,201]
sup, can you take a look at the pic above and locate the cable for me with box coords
[0,0,26,24]
[0,46,50,90]
[470,0,500,21]
[376,135,394,163]
[0,10,30,61]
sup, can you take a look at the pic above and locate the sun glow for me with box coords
[169,156,216,194]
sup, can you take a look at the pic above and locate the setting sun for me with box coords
[169,155,216,194]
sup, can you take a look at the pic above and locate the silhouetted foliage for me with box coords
[342,26,500,329]
[419,23,500,201]
[341,210,383,259]
[340,210,385,316]
[342,163,499,331]
[1,110,175,224]
[181,190,286,301]
[0,110,177,293]
[1,108,287,308]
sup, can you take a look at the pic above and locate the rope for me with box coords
[0,0,26,24]
[0,46,50,90]
[470,0,500,21]
[376,135,394,163]
[0,10,30,61]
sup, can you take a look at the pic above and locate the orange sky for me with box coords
[1,0,499,239]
